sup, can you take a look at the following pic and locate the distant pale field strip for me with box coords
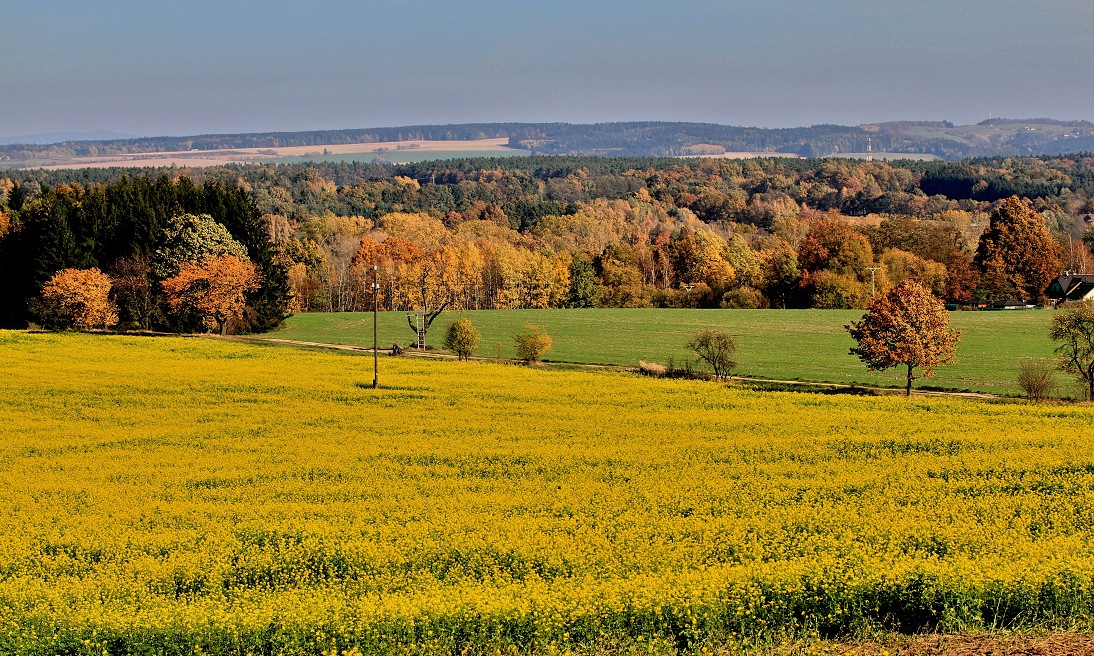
[678,152,805,159]
[31,138,521,169]
[675,152,940,161]
[832,152,942,161]
[272,148,531,165]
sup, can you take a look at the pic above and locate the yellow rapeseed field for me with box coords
[2,331,1094,654]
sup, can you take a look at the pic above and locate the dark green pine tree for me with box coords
[567,252,599,308]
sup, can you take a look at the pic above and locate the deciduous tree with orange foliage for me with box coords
[974,196,1061,303]
[38,267,118,330]
[161,255,262,335]
[847,280,960,395]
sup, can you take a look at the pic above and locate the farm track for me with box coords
[779,633,1094,655]
[240,336,1002,400]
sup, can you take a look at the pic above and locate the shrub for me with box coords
[443,318,481,361]
[663,356,708,380]
[637,360,668,377]
[1016,360,1056,402]
[513,324,552,364]
[720,286,767,309]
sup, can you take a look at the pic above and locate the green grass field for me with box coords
[4,332,1094,654]
[266,309,1065,396]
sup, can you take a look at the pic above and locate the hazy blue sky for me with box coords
[3,0,1093,137]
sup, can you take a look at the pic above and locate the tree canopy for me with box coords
[443,317,481,361]
[36,267,117,330]
[974,196,1061,303]
[3,154,1093,321]
[847,280,961,395]
[0,175,289,332]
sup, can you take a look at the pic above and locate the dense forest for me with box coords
[1,153,1092,330]
[0,176,289,330]
[4,120,1094,165]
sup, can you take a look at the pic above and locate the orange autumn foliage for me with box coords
[161,255,262,335]
[847,280,961,395]
[40,267,118,330]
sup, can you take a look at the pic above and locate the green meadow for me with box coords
[266,309,1065,397]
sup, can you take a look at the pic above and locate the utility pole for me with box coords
[372,265,379,389]
[866,266,881,297]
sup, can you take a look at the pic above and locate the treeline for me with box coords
[10,152,1094,213]
[5,120,1094,164]
[0,176,289,330]
[2,154,1091,327]
[506,122,882,157]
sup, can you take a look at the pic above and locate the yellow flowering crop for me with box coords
[2,331,1094,654]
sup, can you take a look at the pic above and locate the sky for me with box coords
[3,0,1094,138]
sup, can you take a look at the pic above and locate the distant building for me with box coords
[1046,272,1094,305]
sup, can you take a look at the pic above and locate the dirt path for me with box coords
[239,336,1001,400]
[778,633,1094,655]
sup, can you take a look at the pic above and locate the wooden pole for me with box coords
[372,265,379,389]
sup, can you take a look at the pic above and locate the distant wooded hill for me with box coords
[1,119,1093,163]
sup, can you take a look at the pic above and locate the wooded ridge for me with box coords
[3,119,1094,164]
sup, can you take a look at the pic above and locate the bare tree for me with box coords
[686,330,738,381]
[1051,302,1094,400]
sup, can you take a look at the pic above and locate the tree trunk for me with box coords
[906,364,913,396]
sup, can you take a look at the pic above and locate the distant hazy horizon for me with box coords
[5,117,1094,149]
[4,0,1093,137]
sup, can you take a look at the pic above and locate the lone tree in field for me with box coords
[1050,302,1094,401]
[38,267,118,330]
[513,324,552,364]
[443,317,481,361]
[686,330,738,381]
[847,280,960,395]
